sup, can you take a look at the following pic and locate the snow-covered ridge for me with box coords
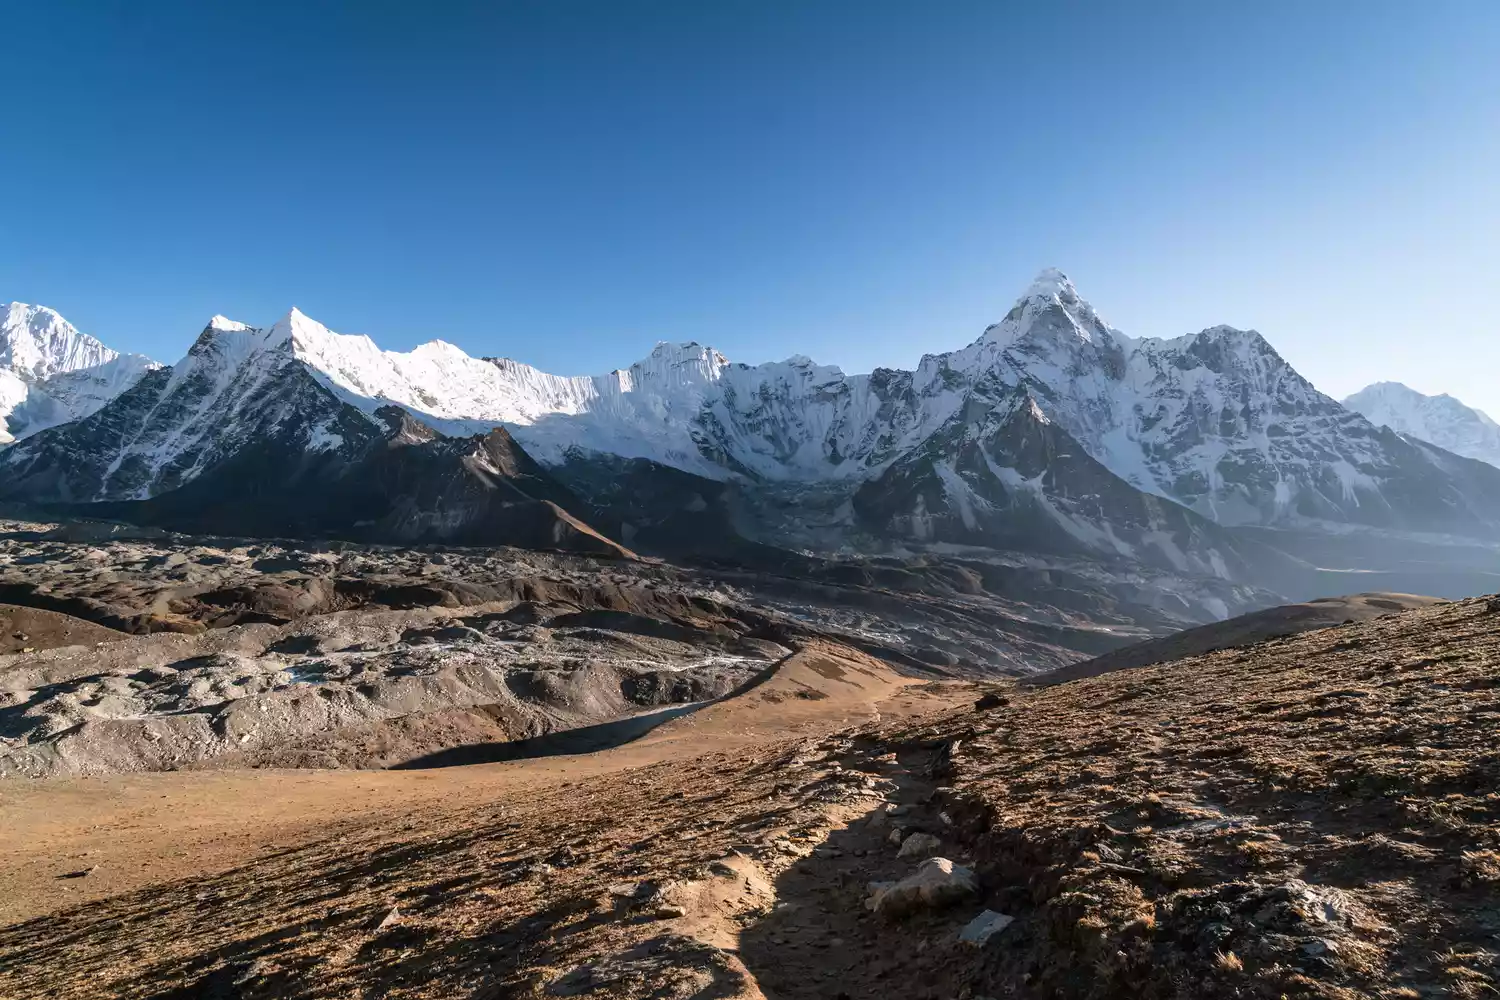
[46,273,1381,495]
[10,271,1490,542]
[1344,381,1500,470]
[251,307,739,473]
[162,272,1363,517]
[0,302,159,444]
[3,302,122,378]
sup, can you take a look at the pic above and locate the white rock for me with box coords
[865,858,978,918]
[897,832,942,858]
[959,909,1015,947]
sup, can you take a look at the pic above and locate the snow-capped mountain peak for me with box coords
[0,302,159,445]
[1344,381,1500,469]
[1026,265,1072,298]
[3,301,121,379]
[409,339,468,359]
[977,268,1125,352]
[277,307,389,381]
[207,315,250,333]
[623,340,732,393]
[1345,381,1499,429]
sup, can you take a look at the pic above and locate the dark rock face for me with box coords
[551,452,803,569]
[852,386,1268,580]
[0,348,378,504]
[1,357,633,558]
[103,412,634,558]
[351,414,629,554]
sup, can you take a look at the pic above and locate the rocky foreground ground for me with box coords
[3,596,1498,998]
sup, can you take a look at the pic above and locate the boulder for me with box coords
[866,858,978,918]
[896,832,942,859]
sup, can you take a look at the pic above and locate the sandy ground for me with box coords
[0,640,962,929]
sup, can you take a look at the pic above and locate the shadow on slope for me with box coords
[1036,590,1444,684]
[391,642,902,770]
[390,703,703,768]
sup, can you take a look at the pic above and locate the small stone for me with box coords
[959,909,1015,947]
[654,905,687,919]
[888,828,905,846]
[897,832,942,859]
[374,906,401,931]
[54,865,97,880]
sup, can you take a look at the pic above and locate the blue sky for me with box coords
[4,2,1498,408]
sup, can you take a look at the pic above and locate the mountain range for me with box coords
[4,271,1499,603]
[1343,380,1500,470]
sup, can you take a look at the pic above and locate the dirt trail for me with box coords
[0,640,955,928]
[737,742,959,998]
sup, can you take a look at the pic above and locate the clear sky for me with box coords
[4,2,1498,409]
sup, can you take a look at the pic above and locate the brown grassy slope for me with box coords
[2,600,1498,999]
[922,593,1500,998]
[1038,591,1445,684]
